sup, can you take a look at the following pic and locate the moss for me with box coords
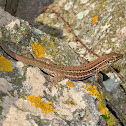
[0,91,7,101]
[64,99,76,105]
[26,114,52,126]
[0,106,3,115]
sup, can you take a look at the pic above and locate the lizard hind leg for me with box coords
[95,72,103,88]
[50,75,66,85]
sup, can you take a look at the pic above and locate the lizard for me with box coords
[0,41,123,83]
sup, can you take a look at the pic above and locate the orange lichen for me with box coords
[27,95,56,113]
[87,84,117,126]
[0,54,13,72]
[31,42,45,57]
[66,81,74,87]
[92,16,98,24]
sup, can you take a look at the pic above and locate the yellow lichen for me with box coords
[31,42,45,57]
[81,85,86,88]
[92,16,98,24]
[83,80,90,83]
[0,37,3,40]
[64,99,76,105]
[66,81,74,87]
[0,54,13,72]
[27,95,56,113]
[86,84,117,126]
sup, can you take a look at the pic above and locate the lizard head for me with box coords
[106,52,123,64]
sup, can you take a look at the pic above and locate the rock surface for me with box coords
[0,0,126,125]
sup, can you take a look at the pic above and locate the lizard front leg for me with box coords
[26,49,54,65]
